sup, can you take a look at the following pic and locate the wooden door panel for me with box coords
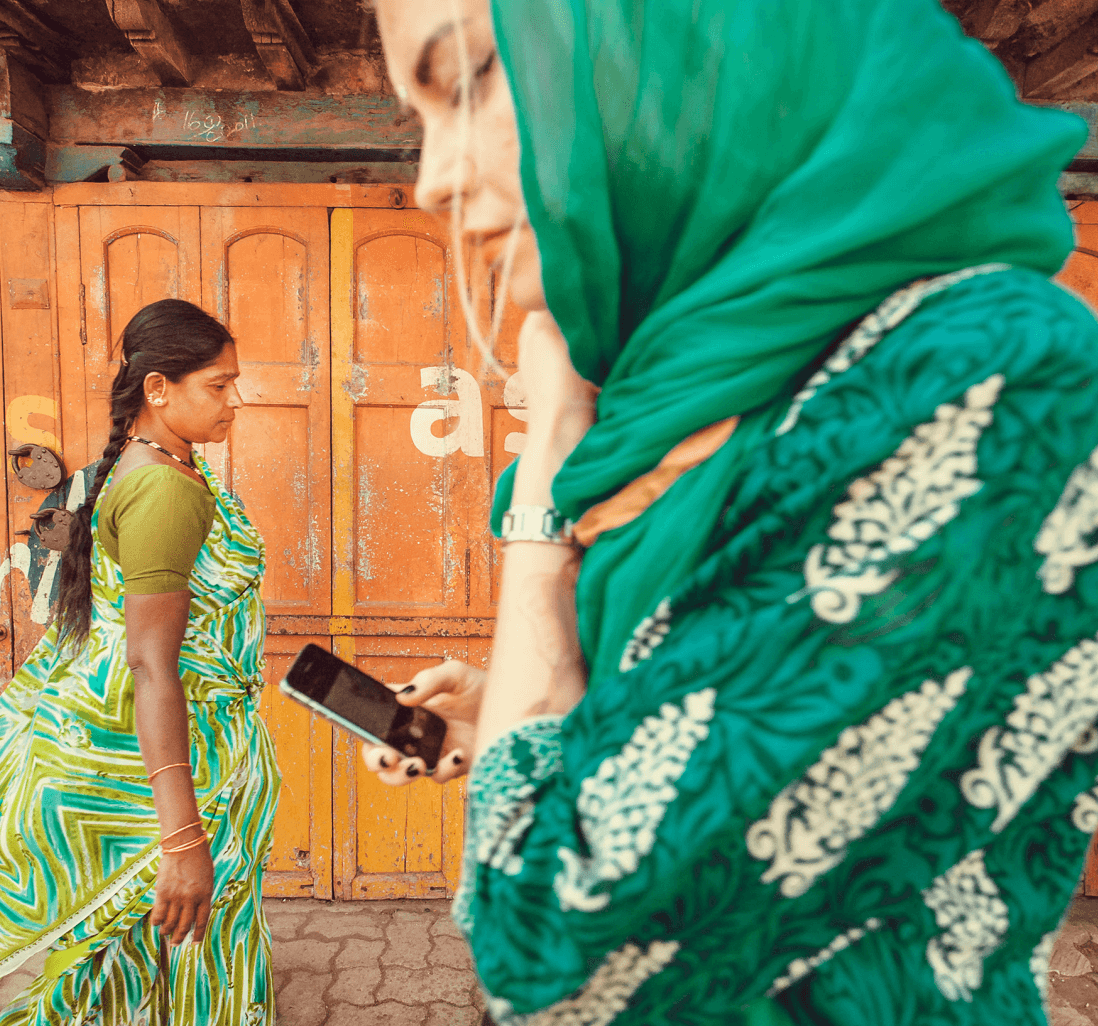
[334,208,478,622]
[331,634,467,900]
[0,200,61,669]
[353,406,451,608]
[257,634,333,899]
[78,206,202,457]
[201,207,331,619]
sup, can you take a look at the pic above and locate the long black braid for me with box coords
[56,299,235,648]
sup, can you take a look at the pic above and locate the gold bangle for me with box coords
[148,762,191,783]
[161,834,208,855]
[160,820,202,844]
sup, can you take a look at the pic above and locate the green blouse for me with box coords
[98,464,215,594]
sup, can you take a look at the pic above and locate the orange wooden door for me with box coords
[200,206,334,898]
[7,185,527,900]
[0,198,58,676]
[326,208,525,897]
[328,207,471,897]
[72,201,335,898]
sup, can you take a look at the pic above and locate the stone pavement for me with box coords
[8,894,1098,1023]
[0,898,485,1026]
[265,898,485,1026]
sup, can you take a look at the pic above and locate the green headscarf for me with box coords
[490,0,1084,679]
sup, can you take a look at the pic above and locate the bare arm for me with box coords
[126,590,213,946]
[475,311,596,751]
[474,414,590,751]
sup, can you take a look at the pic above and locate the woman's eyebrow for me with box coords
[414,20,464,87]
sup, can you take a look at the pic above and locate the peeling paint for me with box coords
[298,337,321,392]
[341,363,368,402]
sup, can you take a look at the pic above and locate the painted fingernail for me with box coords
[400,685,416,695]
[406,765,420,777]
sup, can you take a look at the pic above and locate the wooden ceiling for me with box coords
[1,0,1097,190]
[1,0,1096,99]
[0,0,387,93]
[943,0,1098,98]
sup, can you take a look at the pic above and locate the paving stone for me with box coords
[327,963,382,1006]
[301,909,386,941]
[1051,923,1098,977]
[265,912,306,942]
[425,1002,483,1026]
[271,939,340,976]
[430,935,474,971]
[327,1001,427,1026]
[377,966,477,1006]
[381,916,433,968]
[334,938,386,969]
[272,970,328,1026]
[1049,1006,1096,1026]
[428,916,464,940]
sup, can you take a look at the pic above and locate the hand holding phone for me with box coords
[360,659,485,786]
[280,645,448,770]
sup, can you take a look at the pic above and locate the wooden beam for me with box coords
[240,0,315,91]
[137,158,415,185]
[1017,0,1098,56]
[48,87,421,152]
[963,0,1030,43]
[0,0,71,80]
[1024,13,1098,98]
[0,50,44,189]
[45,144,145,183]
[106,0,195,87]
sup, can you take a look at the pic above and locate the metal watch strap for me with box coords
[500,505,575,545]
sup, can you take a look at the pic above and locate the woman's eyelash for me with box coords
[450,51,496,108]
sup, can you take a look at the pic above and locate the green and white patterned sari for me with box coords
[464,1,1098,1023]
[0,453,280,1025]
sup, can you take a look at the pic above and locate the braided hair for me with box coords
[56,299,235,648]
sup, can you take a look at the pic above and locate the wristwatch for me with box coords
[500,505,576,545]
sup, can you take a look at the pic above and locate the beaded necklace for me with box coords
[126,435,195,468]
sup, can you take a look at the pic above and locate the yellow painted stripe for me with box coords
[330,208,356,619]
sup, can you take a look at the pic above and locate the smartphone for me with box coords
[279,644,447,770]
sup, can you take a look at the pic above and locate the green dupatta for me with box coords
[489,0,1085,681]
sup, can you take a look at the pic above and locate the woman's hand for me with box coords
[151,842,214,946]
[361,660,486,785]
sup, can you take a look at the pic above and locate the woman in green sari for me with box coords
[367,0,1098,1024]
[0,300,280,1024]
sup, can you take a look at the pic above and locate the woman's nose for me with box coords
[227,383,244,409]
[414,122,475,216]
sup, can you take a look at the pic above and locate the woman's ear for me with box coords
[143,371,167,408]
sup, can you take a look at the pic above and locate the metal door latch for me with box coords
[8,445,65,490]
[29,508,74,551]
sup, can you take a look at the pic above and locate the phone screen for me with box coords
[285,645,398,739]
[281,644,447,768]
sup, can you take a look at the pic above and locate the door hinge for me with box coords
[78,283,87,346]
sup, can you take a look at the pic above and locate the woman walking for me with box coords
[0,299,280,1024]
[366,1,1098,1023]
